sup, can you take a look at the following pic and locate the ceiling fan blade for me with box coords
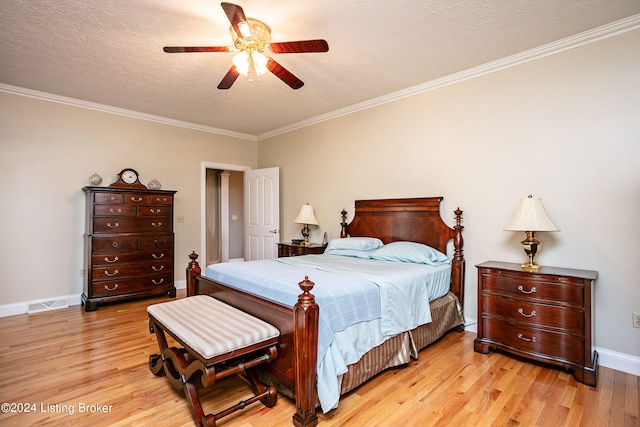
[163,46,230,53]
[269,40,329,54]
[267,59,304,89]
[217,66,240,89]
[221,2,247,38]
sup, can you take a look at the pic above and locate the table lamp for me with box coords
[294,203,318,246]
[504,195,558,272]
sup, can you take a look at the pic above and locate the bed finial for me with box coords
[186,251,201,296]
[340,209,348,238]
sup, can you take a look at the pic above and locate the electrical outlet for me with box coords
[634,312,640,328]
[79,269,86,277]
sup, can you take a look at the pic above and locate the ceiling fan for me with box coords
[164,2,329,90]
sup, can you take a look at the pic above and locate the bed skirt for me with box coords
[339,291,464,395]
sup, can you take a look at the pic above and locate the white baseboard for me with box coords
[0,294,83,317]
[463,318,640,377]
[1,281,187,317]
[596,347,640,376]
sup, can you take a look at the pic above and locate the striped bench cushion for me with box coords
[147,295,279,360]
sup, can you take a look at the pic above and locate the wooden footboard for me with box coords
[186,252,320,427]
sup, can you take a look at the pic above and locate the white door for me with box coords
[244,167,280,260]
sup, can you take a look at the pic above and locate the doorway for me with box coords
[201,162,250,268]
[200,162,280,267]
[205,169,245,266]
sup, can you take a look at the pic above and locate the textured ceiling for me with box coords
[1,1,639,139]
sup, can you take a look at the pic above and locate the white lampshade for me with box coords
[294,204,319,225]
[504,195,558,232]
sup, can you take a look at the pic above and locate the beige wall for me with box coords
[0,92,257,304]
[258,29,640,357]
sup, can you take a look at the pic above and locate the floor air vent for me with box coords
[28,298,69,314]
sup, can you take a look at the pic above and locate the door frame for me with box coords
[200,161,251,268]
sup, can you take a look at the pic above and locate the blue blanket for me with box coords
[204,254,450,411]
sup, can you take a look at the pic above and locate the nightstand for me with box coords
[277,242,327,257]
[474,261,598,386]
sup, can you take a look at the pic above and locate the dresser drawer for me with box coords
[482,318,585,365]
[92,250,173,266]
[139,235,173,251]
[137,205,172,217]
[93,192,124,204]
[92,236,137,254]
[93,217,171,233]
[91,274,173,297]
[94,205,135,216]
[481,273,583,307]
[91,260,173,281]
[482,295,584,335]
[124,194,151,205]
[148,194,173,205]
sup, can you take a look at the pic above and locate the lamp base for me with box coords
[521,231,541,272]
[521,262,539,272]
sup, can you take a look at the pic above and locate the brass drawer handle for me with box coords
[517,285,537,294]
[104,256,119,263]
[152,265,165,271]
[518,308,536,318]
[517,333,536,343]
[131,197,143,202]
[152,253,165,259]
[109,208,122,214]
[150,208,161,214]
[155,197,168,202]
[152,278,164,285]
[152,222,163,227]
[104,269,119,277]
[107,222,120,228]
[104,284,119,291]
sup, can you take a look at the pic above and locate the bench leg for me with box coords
[148,317,278,427]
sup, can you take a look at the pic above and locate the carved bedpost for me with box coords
[340,209,348,238]
[451,208,465,306]
[186,251,201,297]
[292,276,319,427]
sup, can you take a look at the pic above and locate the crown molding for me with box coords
[257,14,640,140]
[0,83,257,142]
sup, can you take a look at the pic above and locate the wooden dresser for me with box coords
[474,261,598,386]
[82,186,177,311]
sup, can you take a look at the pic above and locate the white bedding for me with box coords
[204,253,451,412]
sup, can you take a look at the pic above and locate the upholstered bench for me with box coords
[148,295,280,427]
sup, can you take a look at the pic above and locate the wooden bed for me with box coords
[186,197,465,426]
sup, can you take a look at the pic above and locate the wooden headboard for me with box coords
[339,197,465,305]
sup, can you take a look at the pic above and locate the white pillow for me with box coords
[370,241,449,265]
[325,237,384,251]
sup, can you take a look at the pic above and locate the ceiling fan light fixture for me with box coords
[252,52,268,75]
[165,3,328,89]
[232,50,268,79]
[232,51,250,75]
[238,21,252,38]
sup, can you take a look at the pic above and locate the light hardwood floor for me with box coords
[0,290,637,427]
